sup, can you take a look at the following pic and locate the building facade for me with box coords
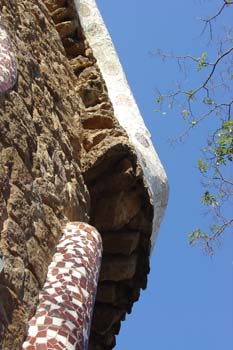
[0,1,168,349]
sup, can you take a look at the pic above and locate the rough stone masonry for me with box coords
[0,0,168,349]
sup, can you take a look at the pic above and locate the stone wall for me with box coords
[43,2,156,348]
[0,1,168,349]
[0,1,89,348]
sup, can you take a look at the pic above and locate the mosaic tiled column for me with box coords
[22,222,102,350]
[0,16,17,93]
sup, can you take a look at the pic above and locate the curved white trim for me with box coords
[74,0,169,251]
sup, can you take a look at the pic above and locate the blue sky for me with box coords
[96,1,233,349]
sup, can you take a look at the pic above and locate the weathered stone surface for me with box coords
[0,285,27,350]
[90,331,116,349]
[126,207,154,234]
[99,254,138,282]
[22,269,40,317]
[55,20,77,38]
[92,190,142,231]
[96,282,117,304]
[43,0,66,12]
[101,231,140,255]
[96,281,137,309]
[51,7,70,24]
[89,158,136,196]
[0,1,89,348]
[32,1,157,349]
[91,303,124,335]
[26,237,50,287]
[82,113,114,130]
[83,139,133,184]
[62,37,86,58]
[70,55,93,75]
[0,1,167,349]
[89,321,121,350]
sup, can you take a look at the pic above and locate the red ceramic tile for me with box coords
[23,222,102,350]
[35,343,47,350]
[56,261,66,268]
[47,338,57,346]
[37,330,47,338]
[58,329,69,338]
[44,316,53,325]
[26,346,35,350]
[51,268,59,276]
[68,335,76,345]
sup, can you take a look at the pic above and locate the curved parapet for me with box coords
[74,0,168,250]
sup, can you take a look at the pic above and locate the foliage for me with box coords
[154,1,233,254]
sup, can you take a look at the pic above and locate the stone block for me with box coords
[91,303,124,335]
[101,231,140,255]
[99,254,138,282]
[92,191,141,231]
[55,21,77,38]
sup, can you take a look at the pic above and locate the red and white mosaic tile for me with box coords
[22,222,102,350]
[0,16,17,94]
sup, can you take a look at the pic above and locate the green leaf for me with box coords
[186,90,194,100]
[211,225,221,233]
[181,109,190,117]
[222,120,233,130]
[187,228,210,245]
[203,97,214,105]
[198,159,209,173]
[197,52,208,71]
[202,191,219,207]
[156,95,164,104]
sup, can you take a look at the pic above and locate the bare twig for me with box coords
[201,1,233,39]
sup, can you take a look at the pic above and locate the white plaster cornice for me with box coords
[73,0,169,251]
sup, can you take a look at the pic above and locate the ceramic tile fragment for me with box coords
[0,16,17,93]
[22,222,102,350]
